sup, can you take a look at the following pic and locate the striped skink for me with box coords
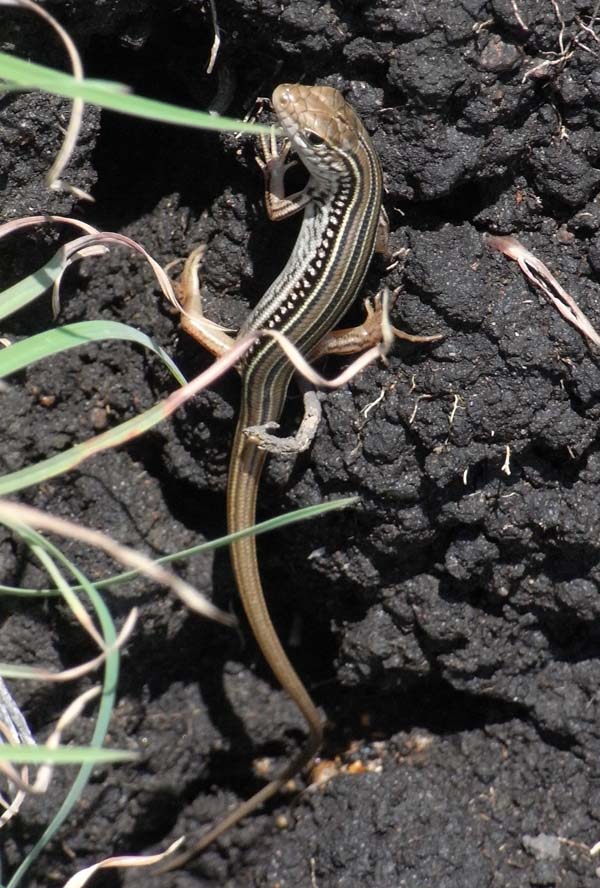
[164,82,390,870]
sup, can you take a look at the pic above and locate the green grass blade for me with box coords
[0,498,359,596]
[0,338,252,496]
[0,746,137,764]
[81,496,360,588]
[0,320,186,385]
[0,663,69,679]
[0,399,166,496]
[0,254,62,322]
[4,533,119,888]
[0,51,271,135]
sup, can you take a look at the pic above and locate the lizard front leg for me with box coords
[311,288,443,360]
[256,130,311,221]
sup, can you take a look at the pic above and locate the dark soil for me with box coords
[2,1,600,886]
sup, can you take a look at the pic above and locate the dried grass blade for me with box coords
[0,0,90,198]
[0,298,396,497]
[0,503,234,626]
[0,687,101,794]
[30,542,106,649]
[61,838,185,888]
[486,234,600,348]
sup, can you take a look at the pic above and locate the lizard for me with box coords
[161,82,436,871]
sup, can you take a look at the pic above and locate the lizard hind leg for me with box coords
[243,385,322,453]
[176,244,237,357]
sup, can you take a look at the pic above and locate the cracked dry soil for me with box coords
[2,1,600,886]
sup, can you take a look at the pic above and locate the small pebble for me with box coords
[90,406,108,430]
[479,35,521,72]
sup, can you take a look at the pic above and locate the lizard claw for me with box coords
[256,134,296,177]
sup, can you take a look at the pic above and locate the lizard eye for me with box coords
[305,131,326,147]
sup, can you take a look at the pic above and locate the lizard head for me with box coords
[272,83,366,180]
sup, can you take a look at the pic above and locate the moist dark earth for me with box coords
[2,0,600,886]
